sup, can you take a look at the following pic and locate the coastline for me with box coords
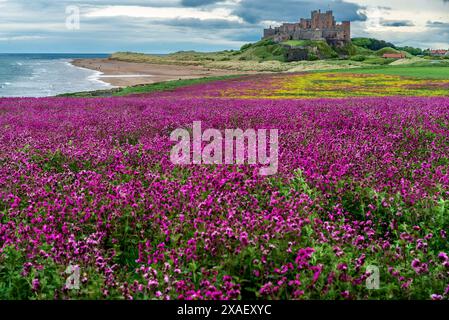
[71,58,248,87]
[1,55,114,98]
[64,60,114,89]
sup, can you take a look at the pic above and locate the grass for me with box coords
[375,47,402,56]
[282,40,308,47]
[237,38,288,62]
[338,65,449,80]
[59,75,245,97]
[282,40,339,59]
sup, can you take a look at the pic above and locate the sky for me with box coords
[0,0,447,53]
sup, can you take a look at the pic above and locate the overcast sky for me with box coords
[0,0,447,53]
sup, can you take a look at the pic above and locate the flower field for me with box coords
[149,72,449,99]
[1,74,449,300]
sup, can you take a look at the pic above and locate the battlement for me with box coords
[263,10,351,46]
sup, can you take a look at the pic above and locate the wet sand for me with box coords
[71,58,248,87]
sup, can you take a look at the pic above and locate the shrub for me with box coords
[350,55,366,62]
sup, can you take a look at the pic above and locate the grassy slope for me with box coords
[109,37,442,75]
[113,39,288,65]
[110,39,377,72]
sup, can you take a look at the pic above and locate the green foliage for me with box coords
[398,46,423,56]
[352,37,397,51]
[353,45,374,55]
[0,246,34,299]
[352,38,421,57]
[307,53,319,61]
[240,43,252,51]
[375,47,401,56]
[334,43,358,56]
[237,39,288,62]
[350,55,366,62]
[283,40,339,59]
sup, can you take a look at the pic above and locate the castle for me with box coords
[263,10,351,46]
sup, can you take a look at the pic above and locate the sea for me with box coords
[0,54,113,97]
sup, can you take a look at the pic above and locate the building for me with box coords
[263,10,351,46]
[430,49,448,56]
[382,53,406,59]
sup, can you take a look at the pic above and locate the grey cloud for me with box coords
[380,19,415,27]
[161,18,248,29]
[180,0,223,6]
[232,0,367,24]
[0,0,446,53]
[427,21,449,27]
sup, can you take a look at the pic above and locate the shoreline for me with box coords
[71,58,249,87]
[65,61,114,89]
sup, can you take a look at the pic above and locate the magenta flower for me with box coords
[32,278,40,292]
[438,252,448,263]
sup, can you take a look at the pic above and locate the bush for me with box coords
[307,53,319,61]
[352,37,396,51]
[335,43,358,56]
[350,55,366,62]
[240,43,252,51]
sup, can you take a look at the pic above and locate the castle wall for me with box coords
[294,30,325,41]
[262,10,351,46]
[263,28,275,38]
[299,18,312,29]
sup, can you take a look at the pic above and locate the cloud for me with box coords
[85,5,243,22]
[161,17,248,29]
[0,0,446,52]
[0,35,46,41]
[427,20,449,27]
[181,0,223,6]
[232,0,367,24]
[380,19,415,27]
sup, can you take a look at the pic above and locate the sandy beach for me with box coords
[71,58,248,87]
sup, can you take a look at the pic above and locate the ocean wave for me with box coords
[0,56,114,97]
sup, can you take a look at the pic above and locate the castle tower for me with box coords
[341,21,351,42]
[311,10,335,29]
